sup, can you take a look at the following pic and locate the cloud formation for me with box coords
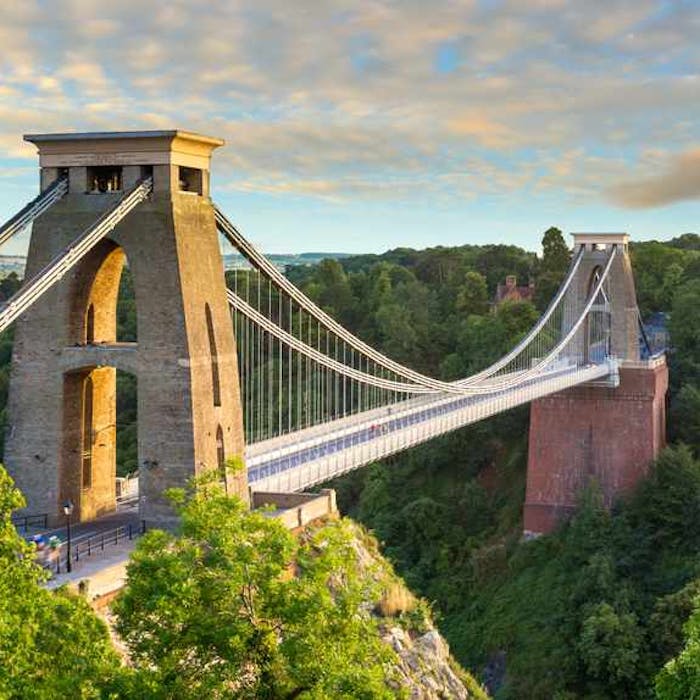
[0,0,698,212]
[608,149,700,208]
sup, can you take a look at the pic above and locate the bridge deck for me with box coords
[247,362,615,492]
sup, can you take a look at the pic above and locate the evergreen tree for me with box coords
[535,226,570,311]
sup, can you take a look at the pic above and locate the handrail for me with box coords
[51,520,146,575]
[216,206,454,392]
[455,246,584,385]
[11,512,48,532]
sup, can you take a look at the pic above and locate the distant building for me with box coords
[494,275,535,306]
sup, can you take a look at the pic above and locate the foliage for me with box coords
[668,279,700,390]
[671,384,700,454]
[534,227,570,311]
[656,597,700,699]
[631,241,699,319]
[320,229,700,698]
[0,465,120,699]
[114,478,401,699]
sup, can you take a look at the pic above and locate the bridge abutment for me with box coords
[524,358,668,535]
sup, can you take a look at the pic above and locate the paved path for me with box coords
[44,539,137,599]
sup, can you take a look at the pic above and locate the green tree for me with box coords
[656,598,700,700]
[114,477,399,699]
[671,384,700,454]
[0,273,21,302]
[308,259,356,325]
[456,271,489,317]
[535,227,570,311]
[0,466,119,698]
[631,242,690,316]
[576,602,643,693]
[670,279,700,388]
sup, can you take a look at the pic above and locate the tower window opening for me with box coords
[216,425,225,479]
[82,375,94,490]
[87,166,122,193]
[178,166,203,195]
[205,304,221,406]
[85,303,95,344]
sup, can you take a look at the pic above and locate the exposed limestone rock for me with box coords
[383,625,487,699]
[338,520,489,699]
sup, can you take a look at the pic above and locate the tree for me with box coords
[670,279,700,388]
[456,271,489,317]
[670,384,700,454]
[114,477,399,699]
[0,466,119,698]
[577,602,643,692]
[535,227,570,311]
[0,273,21,302]
[541,227,570,272]
[656,598,700,700]
[309,259,356,325]
[631,242,689,316]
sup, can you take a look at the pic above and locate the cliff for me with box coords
[334,519,488,699]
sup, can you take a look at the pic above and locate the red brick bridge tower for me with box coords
[524,233,668,535]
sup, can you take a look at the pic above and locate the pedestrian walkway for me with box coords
[44,539,137,601]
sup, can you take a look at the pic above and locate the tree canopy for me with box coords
[0,466,119,699]
[114,478,402,699]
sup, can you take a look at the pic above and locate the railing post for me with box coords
[128,523,133,540]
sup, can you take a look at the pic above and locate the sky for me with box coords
[0,0,698,256]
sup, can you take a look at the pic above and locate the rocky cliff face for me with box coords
[341,519,488,699]
[385,626,488,699]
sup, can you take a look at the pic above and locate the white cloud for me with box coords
[0,0,697,211]
[608,148,700,208]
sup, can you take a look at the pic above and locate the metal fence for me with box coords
[11,512,48,532]
[51,521,146,575]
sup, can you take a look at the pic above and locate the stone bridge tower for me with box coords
[524,233,668,535]
[5,131,246,527]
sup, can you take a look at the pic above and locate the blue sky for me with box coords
[0,0,698,255]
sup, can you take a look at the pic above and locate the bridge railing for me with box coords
[11,512,48,532]
[50,521,146,575]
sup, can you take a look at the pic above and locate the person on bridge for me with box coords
[32,534,49,568]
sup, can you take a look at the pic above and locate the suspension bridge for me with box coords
[0,130,666,536]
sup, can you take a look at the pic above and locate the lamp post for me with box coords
[63,500,74,573]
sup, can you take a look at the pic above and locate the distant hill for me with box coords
[0,255,26,278]
[223,251,353,271]
[0,252,356,278]
[668,233,700,250]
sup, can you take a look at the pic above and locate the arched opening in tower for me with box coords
[216,424,225,479]
[583,265,610,365]
[115,261,138,486]
[63,241,139,522]
[205,302,222,407]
